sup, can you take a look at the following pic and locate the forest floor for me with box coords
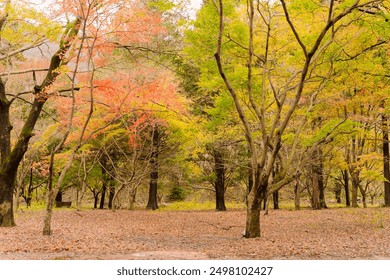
[0,207,390,260]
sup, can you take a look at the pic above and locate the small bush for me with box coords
[168,185,187,202]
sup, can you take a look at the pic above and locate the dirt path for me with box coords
[0,208,389,259]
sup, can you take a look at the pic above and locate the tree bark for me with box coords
[351,172,359,208]
[146,128,159,210]
[335,181,342,203]
[213,148,227,211]
[0,173,16,226]
[108,185,115,209]
[294,180,300,210]
[128,188,137,210]
[343,170,351,207]
[93,192,99,209]
[99,183,106,209]
[318,158,327,209]
[273,191,279,210]
[312,171,321,210]
[244,185,264,238]
[382,114,390,206]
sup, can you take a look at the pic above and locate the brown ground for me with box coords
[0,207,389,260]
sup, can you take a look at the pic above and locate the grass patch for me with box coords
[160,200,245,211]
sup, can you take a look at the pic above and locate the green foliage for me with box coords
[148,0,175,12]
[1,3,61,47]
[168,185,187,201]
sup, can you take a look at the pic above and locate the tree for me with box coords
[0,1,80,226]
[382,112,390,206]
[212,0,384,237]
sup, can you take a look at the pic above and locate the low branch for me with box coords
[0,39,47,61]
[0,68,50,77]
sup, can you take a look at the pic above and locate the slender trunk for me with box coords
[128,188,137,210]
[146,164,158,210]
[312,171,321,210]
[335,181,342,204]
[100,160,108,209]
[108,185,115,209]
[43,151,55,235]
[343,170,351,207]
[146,128,159,210]
[93,192,99,209]
[273,191,279,209]
[382,114,390,206]
[359,185,367,208]
[77,181,87,211]
[294,180,300,210]
[100,184,106,209]
[318,159,327,209]
[351,171,359,208]
[214,149,227,211]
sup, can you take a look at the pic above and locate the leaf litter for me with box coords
[0,208,389,260]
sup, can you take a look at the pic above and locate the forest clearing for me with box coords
[1,207,389,260]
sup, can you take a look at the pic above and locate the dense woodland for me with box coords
[0,0,390,239]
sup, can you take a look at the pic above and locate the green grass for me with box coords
[160,200,246,211]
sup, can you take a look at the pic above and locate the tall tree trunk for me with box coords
[43,151,55,235]
[294,180,300,210]
[146,128,159,210]
[128,188,137,210]
[108,185,115,209]
[99,156,109,209]
[213,149,227,211]
[0,97,45,227]
[273,191,279,210]
[55,191,63,204]
[99,184,106,209]
[0,173,16,227]
[335,181,342,204]
[311,171,321,210]
[359,185,367,208]
[318,158,327,209]
[382,114,390,206]
[311,151,321,210]
[343,170,351,207]
[244,182,265,238]
[350,135,360,208]
[93,192,99,209]
[351,171,359,208]
[77,181,87,211]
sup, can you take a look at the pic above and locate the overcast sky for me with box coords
[25,0,203,13]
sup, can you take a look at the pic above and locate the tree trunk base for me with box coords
[0,202,15,227]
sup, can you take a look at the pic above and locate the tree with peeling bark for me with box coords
[212,0,384,237]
